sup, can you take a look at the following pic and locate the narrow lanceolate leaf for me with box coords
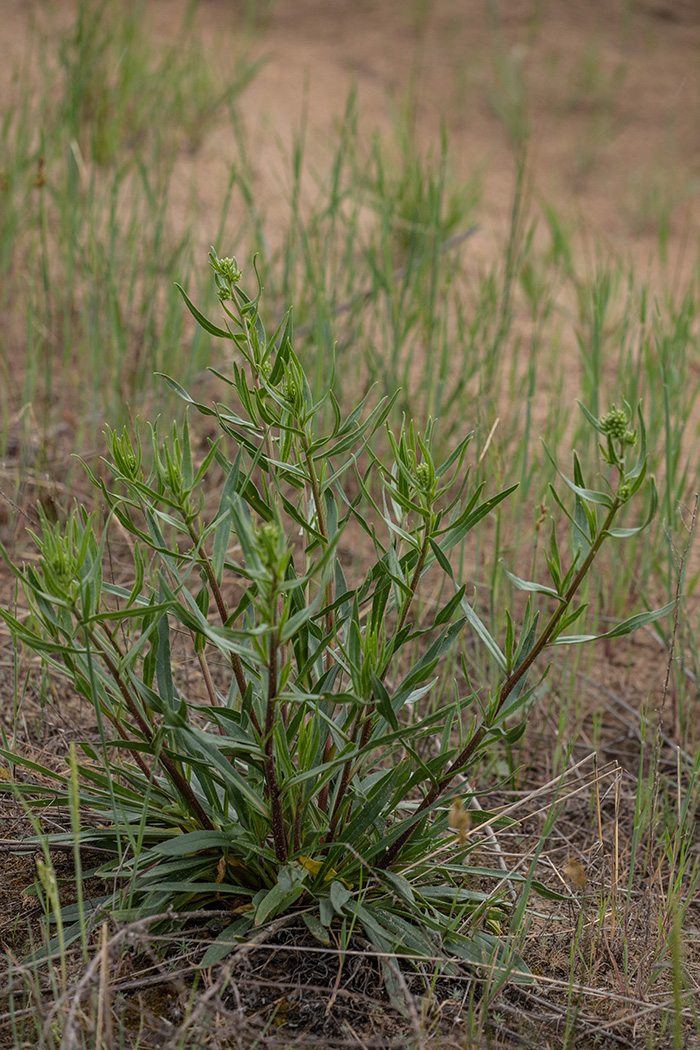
[606,477,658,538]
[438,484,518,552]
[572,453,594,562]
[156,374,218,417]
[154,830,246,856]
[543,444,614,507]
[576,400,605,435]
[378,870,415,906]
[460,593,507,673]
[339,769,397,844]
[211,454,242,583]
[175,284,232,339]
[329,880,353,914]
[156,602,175,710]
[371,672,398,731]
[321,391,399,459]
[302,912,331,945]
[200,917,254,968]
[501,563,564,601]
[553,601,675,645]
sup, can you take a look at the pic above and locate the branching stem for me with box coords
[378,500,619,869]
[87,626,215,830]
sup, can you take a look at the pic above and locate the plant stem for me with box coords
[188,523,260,735]
[378,500,619,869]
[88,627,215,830]
[396,523,432,639]
[264,627,288,862]
[302,436,328,545]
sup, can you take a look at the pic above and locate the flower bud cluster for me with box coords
[217,257,242,285]
[599,405,636,446]
[256,522,282,569]
[209,251,242,302]
[414,461,432,491]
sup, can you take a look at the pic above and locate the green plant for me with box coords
[0,255,671,986]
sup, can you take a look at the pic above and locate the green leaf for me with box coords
[553,601,675,645]
[379,870,415,906]
[501,563,563,601]
[340,768,397,845]
[182,415,194,491]
[531,880,570,902]
[138,880,248,895]
[606,476,658,538]
[572,453,593,562]
[439,485,518,552]
[255,868,306,925]
[212,454,241,583]
[154,831,244,856]
[200,916,254,967]
[460,593,507,673]
[576,400,605,434]
[156,604,175,709]
[371,672,398,731]
[329,880,353,914]
[175,283,232,339]
[504,609,514,669]
[543,444,614,507]
[322,391,398,459]
[156,374,218,417]
[302,912,331,945]
[433,585,466,628]
[594,602,675,639]
[352,904,395,951]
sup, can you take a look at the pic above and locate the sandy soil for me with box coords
[167,0,700,275]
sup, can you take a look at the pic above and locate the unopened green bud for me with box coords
[217,256,242,285]
[257,522,281,566]
[599,405,629,441]
[113,428,140,479]
[623,429,637,447]
[618,483,631,501]
[415,462,431,489]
